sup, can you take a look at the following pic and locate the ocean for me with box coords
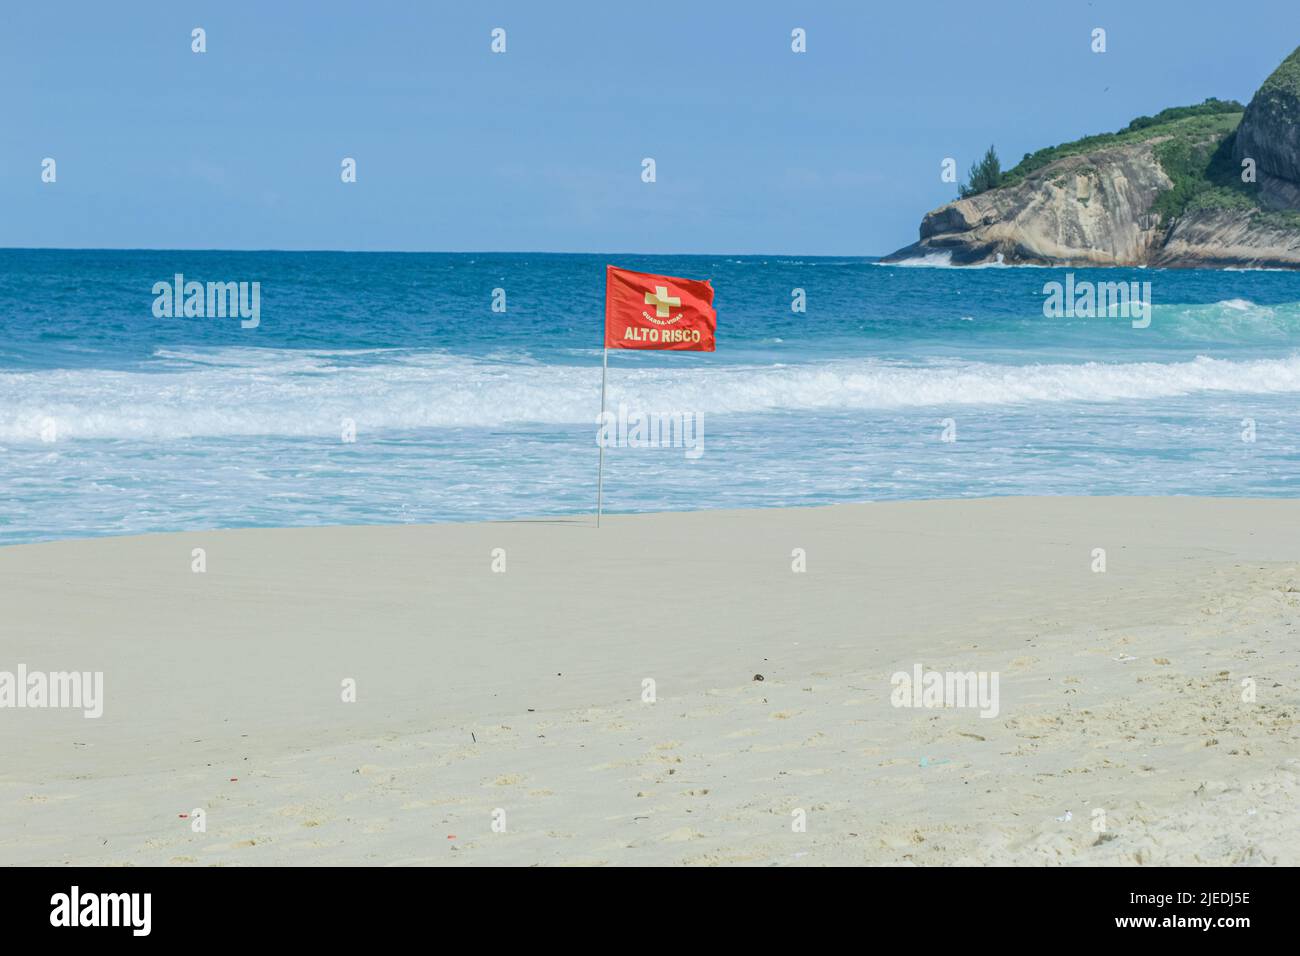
[1,249,1297,546]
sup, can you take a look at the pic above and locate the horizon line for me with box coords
[0,246,886,259]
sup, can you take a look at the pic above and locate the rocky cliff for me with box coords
[883,47,1300,269]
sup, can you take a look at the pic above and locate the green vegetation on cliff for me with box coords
[1148,129,1246,221]
[959,145,1002,198]
[1249,46,1300,118]
[960,97,1300,228]
[995,99,1243,190]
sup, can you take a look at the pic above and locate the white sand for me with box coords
[1,497,1297,866]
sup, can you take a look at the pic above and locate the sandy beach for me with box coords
[1,496,1297,866]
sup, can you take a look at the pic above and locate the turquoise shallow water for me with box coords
[1,249,1298,545]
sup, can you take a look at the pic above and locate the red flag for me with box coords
[605,265,716,351]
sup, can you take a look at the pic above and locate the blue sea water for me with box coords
[1,249,1298,545]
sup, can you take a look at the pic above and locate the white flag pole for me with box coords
[596,345,608,527]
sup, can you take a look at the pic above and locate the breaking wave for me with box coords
[3,347,1299,441]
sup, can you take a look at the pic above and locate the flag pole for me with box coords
[596,345,608,527]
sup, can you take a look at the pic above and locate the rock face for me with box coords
[885,142,1172,266]
[883,48,1300,269]
[1153,207,1300,268]
[1234,47,1300,190]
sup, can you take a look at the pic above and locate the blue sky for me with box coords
[3,1,1297,255]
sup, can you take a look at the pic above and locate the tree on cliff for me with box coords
[960,145,1002,198]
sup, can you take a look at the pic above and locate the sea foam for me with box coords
[3,348,1299,441]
